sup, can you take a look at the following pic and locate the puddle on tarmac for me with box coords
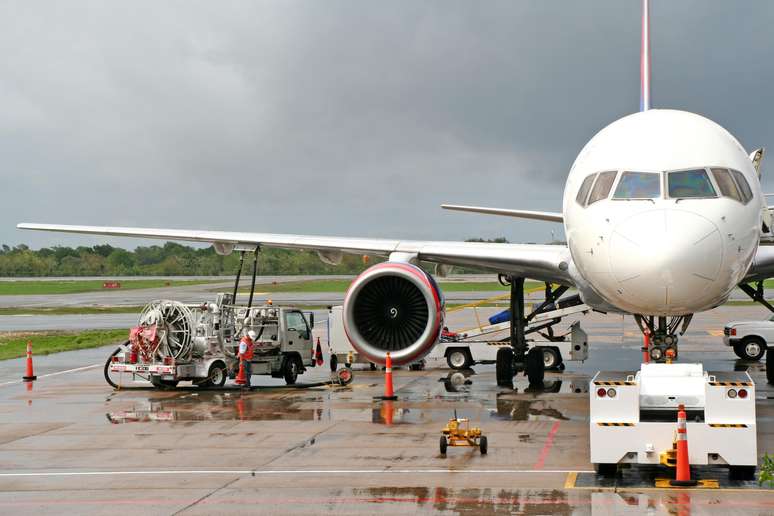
[106,391,330,423]
[352,486,572,513]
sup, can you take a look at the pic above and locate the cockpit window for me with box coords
[613,172,661,199]
[575,174,596,206]
[711,168,741,202]
[587,171,617,205]
[730,169,753,203]
[667,169,716,198]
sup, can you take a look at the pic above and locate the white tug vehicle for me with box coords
[590,362,757,480]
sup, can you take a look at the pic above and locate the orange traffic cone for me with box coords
[378,352,397,400]
[642,331,650,364]
[670,403,697,486]
[235,359,247,386]
[23,341,36,381]
[315,337,324,367]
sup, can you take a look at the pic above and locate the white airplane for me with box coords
[17,1,774,382]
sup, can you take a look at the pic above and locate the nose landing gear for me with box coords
[635,315,692,362]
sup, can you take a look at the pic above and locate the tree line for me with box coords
[0,239,513,276]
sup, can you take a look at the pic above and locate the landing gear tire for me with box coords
[479,435,488,455]
[594,463,617,477]
[496,347,514,387]
[447,349,472,370]
[734,338,765,361]
[283,356,300,385]
[439,436,448,455]
[767,347,774,385]
[201,362,227,388]
[526,347,545,385]
[541,347,561,370]
[729,465,756,481]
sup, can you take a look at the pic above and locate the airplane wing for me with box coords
[17,223,574,285]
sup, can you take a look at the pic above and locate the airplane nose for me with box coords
[609,209,722,312]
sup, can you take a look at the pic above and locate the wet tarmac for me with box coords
[0,305,772,514]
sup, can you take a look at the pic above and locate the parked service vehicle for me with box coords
[722,316,772,361]
[326,305,588,370]
[429,321,588,371]
[590,363,757,480]
[106,293,315,388]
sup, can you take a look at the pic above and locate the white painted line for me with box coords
[0,363,101,388]
[0,469,593,478]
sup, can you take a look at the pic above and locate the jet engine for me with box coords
[343,262,444,366]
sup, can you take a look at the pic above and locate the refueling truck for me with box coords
[106,293,316,388]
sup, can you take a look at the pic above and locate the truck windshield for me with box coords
[613,171,660,199]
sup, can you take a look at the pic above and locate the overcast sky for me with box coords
[3,1,774,249]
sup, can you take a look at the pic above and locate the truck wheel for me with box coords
[767,347,774,385]
[206,362,227,388]
[479,435,488,455]
[542,347,561,370]
[439,436,448,455]
[496,347,514,387]
[447,349,471,370]
[735,338,765,361]
[526,348,545,385]
[283,356,300,385]
[729,465,756,481]
[594,463,617,477]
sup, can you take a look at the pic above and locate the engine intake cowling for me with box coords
[343,262,444,366]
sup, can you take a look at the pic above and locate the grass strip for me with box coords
[0,279,221,296]
[0,329,128,361]
[0,306,143,316]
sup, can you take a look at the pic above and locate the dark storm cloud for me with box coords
[2,1,773,248]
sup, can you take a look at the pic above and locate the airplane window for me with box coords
[730,169,753,204]
[711,168,741,202]
[613,172,660,199]
[587,171,617,205]
[667,169,716,198]
[575,174,596,205]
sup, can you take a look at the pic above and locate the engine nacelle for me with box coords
[343,262,444,366]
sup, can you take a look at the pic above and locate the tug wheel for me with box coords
[439,436,448,455]
[594,463,617,477]
[729,465,756,481]
[479,435,488,455]
[767,347,774,385]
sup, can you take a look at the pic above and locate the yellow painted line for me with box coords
[563,471,578,489]
[708,330,724,336]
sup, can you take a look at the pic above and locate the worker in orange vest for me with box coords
[238,330,257,387]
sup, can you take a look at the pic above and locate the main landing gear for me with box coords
[738,281,774,384]
[634,315,692,362]
[496,276,581,387]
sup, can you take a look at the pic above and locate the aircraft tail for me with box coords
[640,0,651,111]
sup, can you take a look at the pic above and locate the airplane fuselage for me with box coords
[562,109,763,317]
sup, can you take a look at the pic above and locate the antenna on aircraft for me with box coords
[640,0,651,111]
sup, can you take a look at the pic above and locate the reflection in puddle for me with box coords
[439,370,475,393]
[491,396,569,421]
[106,392,326,424]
